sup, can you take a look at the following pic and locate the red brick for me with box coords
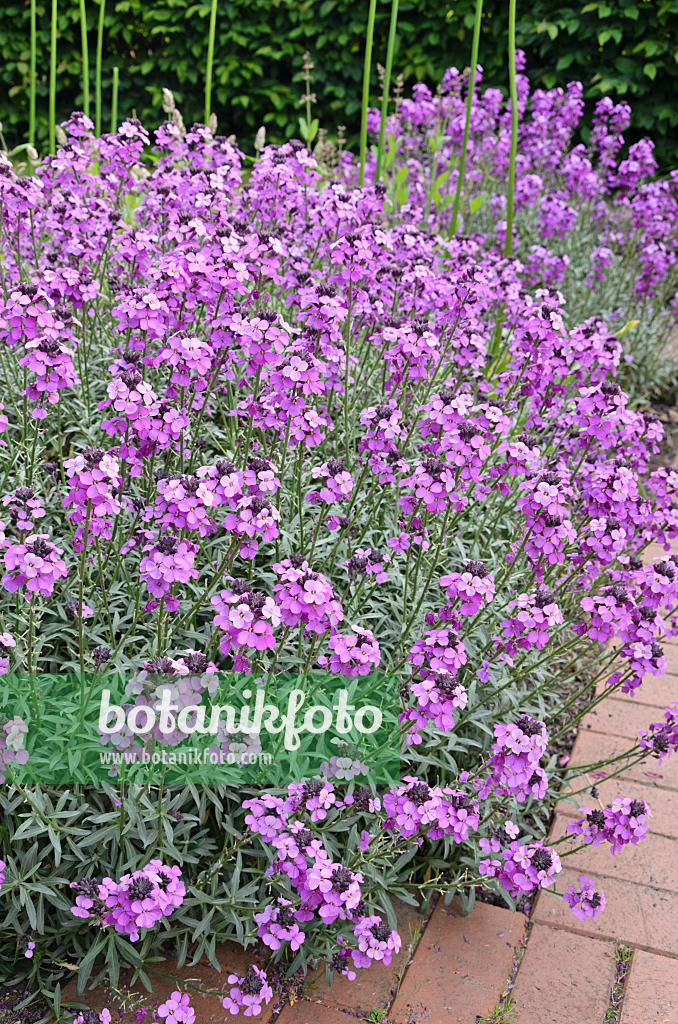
[569,730,678,789]
[60,943,270,1022]
[620,950,678,1023]
[662,645,678,675]
[510,924,615,1024]
[302,898,424,1015]
[642,544,676,564]
[557,775,678,840]
[581,697,661,740]
[276,1001,362,1023]
[391,899,525,1024]
[533,867,678,956]
[549,811,678,892]
[600,674,678,710]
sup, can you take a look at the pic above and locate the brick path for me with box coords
[62,567,678,1024]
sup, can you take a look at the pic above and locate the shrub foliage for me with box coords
[2,0,678,166]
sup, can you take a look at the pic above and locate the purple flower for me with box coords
[563,876,606,920]
[222,966,273,1017]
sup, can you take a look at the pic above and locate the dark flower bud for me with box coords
[407,782,431,806]
[515,715,542,737]
[296,829,314,849]
[464,559,487,578]
[128,877,153,900]
[29,538,51,558]
[531,848,552,872]
[120,369,142,389]
[156,536,178,555]
[39,337,61,354]
[330,867,353,892]
[370,921,392,942]
[331,950,348,972]
[180,475,199,493]
[325,458,347,477]
[458,420,480,441]
[185,652,208,674]
[92,646,111,667]
[82,447,105,468]
[144,656,176,676]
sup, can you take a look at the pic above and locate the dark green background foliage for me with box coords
[1,0,677,165]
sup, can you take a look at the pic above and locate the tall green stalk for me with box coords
[450,0,483,234]
[505,0,518,256]
[375,0,399,183]
[79,0,90,116]
[110,65,119,133]
[49,0,57,154]
[95,0,105,135]
[204,0,218,124]
[29,0,37,146]
[359,0,378,187]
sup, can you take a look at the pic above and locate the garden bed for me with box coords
[1,59,678,1024]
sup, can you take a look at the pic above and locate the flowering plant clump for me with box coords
[0,68,676,1010]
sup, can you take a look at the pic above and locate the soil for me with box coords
[0,984,50,1024]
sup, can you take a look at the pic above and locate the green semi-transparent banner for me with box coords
[0,670,401,786]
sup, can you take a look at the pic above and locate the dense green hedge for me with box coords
[2,0,678,167]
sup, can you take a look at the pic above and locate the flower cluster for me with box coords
[563,876,606,921]
[70,861,185,942]
[479,840,562,897]
[566,798,651,854]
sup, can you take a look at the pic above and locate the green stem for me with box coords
[504,0,518,257]
[204,0,219,124]
[110,65,119,132]
[79,0,90,116]
[375,0,399,183]
[95,0,105,135]
[29,0,37,146]
[450,0,483,234]
[49,0,58,155]
[359,0,378,187]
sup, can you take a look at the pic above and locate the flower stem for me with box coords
[375,0,399,183]
[29,0,37,146]
[450,0,483,234]
[504,0,518,256]
[95,0,105,135]
[79,0,90,117]
[49,0,58,155]
[359,0,378,187]
[110,65,119,133]
[204,0,219,125]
